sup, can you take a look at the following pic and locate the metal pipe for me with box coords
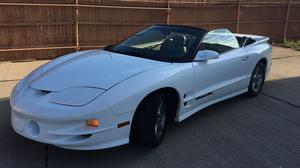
[75,0,79,51]
[0,2,169,10]
[0,45,108,52]
[283,0,291,40]
[236,0,241,33]
[0,46,76,52]
[1,2,299,7]
[166,0,171,25]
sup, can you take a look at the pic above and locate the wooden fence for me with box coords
[0,0,299,61]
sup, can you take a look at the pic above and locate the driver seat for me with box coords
[160,35,187,57]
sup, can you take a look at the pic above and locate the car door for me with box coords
[191,29,250,107]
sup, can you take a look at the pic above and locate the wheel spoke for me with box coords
[251,64,265,92]
[155,97,166,138]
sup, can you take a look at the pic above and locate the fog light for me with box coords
[86,119,100,127]
[28,120,40,136]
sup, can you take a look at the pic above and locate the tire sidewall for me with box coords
[130,92,168,147]
[248,62,266,96]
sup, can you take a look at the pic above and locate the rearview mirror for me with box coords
[194,50,220,61]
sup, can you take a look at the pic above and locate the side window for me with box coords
[198,29,239,54]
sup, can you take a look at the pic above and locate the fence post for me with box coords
[236,0,241,33]
[166,0,170,25]
[283,0,291,41]
[75,0,79,51]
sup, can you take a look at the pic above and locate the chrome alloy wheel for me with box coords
[252,65,264,92]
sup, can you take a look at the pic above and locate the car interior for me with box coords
[236,36,256,47]
[198,36,257,54]
[109,27,258,61]
[146,34,257,57]
[160,34,187,57]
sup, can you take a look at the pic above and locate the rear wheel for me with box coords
[247,62,266,96]
[130,92,168,147]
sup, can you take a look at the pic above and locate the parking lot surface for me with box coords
[0,47,300,168]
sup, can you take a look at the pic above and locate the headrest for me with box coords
[169,34,186,46]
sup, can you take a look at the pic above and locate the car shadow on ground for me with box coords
[1,77,300,168]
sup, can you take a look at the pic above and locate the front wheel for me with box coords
[130,92,168,147]
[247,62,266,97]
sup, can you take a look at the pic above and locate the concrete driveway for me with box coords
[0,47,300,168]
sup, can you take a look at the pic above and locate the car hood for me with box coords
[30,50,170,91]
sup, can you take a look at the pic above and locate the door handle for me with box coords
[242,56,249,61]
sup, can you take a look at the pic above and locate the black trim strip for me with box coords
[196,92,213,100]
[117,121,130,128]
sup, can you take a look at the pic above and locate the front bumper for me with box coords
[10,86,132,150]
[11,108,130,150]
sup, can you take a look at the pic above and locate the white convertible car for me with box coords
[11,25,272,150]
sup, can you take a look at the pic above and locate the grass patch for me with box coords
[281,39,300,51]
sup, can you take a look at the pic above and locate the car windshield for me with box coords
[106,25,207,62]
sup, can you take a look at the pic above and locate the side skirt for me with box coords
[175,88,248,122]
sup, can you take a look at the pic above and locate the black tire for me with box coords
[130,92,168,147]
[247,62,266,97]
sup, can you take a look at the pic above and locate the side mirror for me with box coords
[194,50,220,61]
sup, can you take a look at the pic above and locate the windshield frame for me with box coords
[104,25,207,63]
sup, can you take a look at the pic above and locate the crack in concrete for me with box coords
[272,55,300,60]
[0,79,19,83]
[45,145,48,168]
[261,91,300,109]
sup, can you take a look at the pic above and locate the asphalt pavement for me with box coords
[0,48,300,168]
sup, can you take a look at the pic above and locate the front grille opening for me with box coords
[69,134,92,142]
[80,134,92,139]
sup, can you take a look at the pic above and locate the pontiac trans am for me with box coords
[10,25,272,150]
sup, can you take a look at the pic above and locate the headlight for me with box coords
[50,87,105,106]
